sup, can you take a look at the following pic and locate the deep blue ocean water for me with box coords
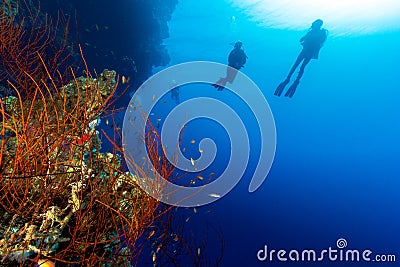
[3,0,398,266]
[150,0,400,266]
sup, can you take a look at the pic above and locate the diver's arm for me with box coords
[300,30,311,44]
[228,50,234,63]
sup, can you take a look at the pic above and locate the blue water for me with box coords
[151,0,400,266]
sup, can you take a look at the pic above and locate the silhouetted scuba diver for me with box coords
[213,41,248,90]
[275,19,327,98]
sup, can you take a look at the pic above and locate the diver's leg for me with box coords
[275,53,304,96]
[285,57,311,98]
[295,57,311,82]
[212,77,227,90]
[287,52,305,79]
[226,66,239,83]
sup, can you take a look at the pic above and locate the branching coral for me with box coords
[0,1,216,266]
[0,6,169,259]
[0,0,71,99]
[0,53,169,265]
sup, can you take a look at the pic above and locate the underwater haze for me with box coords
[160,0,400,266]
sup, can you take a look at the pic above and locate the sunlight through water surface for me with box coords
[229,0,400,35]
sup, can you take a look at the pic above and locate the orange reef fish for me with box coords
[148,230,155,238]
[37,259,56,267]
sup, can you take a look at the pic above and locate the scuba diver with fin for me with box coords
[275,19,327,98]
[213,41,248,90]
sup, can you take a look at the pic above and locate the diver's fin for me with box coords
[214,84,225,90]
[212,78,227,90]
[212,83,225,90]
[284,80,300,98]
[274,78,290,96]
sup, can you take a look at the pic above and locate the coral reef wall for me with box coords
[40,0,178,107]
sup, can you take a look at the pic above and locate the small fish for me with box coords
[185,217,190,222]
[148,230,155,238]
[104,25,109,30]
[132,60,138,73]
[110,50,115,56]
[84,42,91,46]
[209,193,220,198]
[156,118,161,121]
[106,119,109,125]
[84,28,90,32]
[37,259,55,267]
[193,208,197,213]
[152,95,156,101]
[190,158,195,166]
[173,236,179,242]
[152,252,156,262]
[95,24,99,31]
[122,76,127,84]
[190,139,195,144]
[182,148,186,153]
[197,176,203,181]
[199,149,203,153]
[197,248,201,256]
